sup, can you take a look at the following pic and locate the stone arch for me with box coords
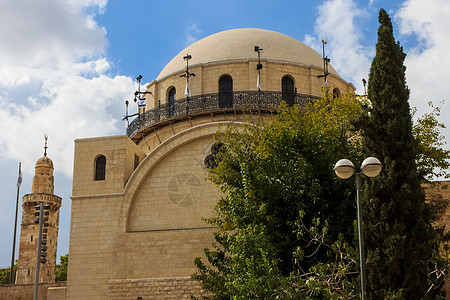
[118,121,244,233]
[167,86,176,117]
[218,74,233,108]
[282,75,295,106]
[94,154,106,181]
[332,87,341,98]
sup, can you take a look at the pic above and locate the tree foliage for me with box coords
[192,12,450,298]
[0,264,16,285]
[412,101,450,181]
[360,8,447,299]
[192,93,364,299]
[55,254,68,282]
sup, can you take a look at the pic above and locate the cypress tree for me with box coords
[361,9,434,299]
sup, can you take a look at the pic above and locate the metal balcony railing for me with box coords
[126,90,319,137]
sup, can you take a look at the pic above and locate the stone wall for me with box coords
[424,181,450,300]
[108,277,204,299]
[67,124,221,300]
[0,282,66,300]
[148,59,352,110]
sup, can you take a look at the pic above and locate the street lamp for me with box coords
[333,157,382,300]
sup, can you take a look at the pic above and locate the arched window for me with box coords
[95,155,106,181]
[282,76,295,106]
[219,75,233,108]
[332,88,341,99]
[168,87,176,117]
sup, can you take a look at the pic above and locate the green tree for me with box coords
[360,8,441,299]
[193,94,364,299]
[413,101,450,181]
[55,254,68,281]
[0,262,16,285]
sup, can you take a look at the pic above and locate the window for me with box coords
[134,154,139,170]
[219,75,233,108]
[95,155,106,181]
[332,88,341,99]
[168,87,176,117]
[282,76,295,106]
[204,143,225,169]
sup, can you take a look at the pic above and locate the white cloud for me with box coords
[396,0,450,151]
[309,0,450,160]
[0,0,135,178]
[184,23,203,47]
[306,0,373,93]
[0,0,107,69]
[0,67,134,177]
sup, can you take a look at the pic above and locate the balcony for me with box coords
[126,90,319,138]
[22,193,62,208]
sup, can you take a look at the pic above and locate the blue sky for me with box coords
[0,0,449,267]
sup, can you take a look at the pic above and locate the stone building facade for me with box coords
[66,28,355,299]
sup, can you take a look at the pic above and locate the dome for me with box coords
[36,155,54,169]
[156,28,339,81]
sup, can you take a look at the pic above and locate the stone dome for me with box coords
[156,28,339,81]
[36,155,54,169]
[32,154,54,194]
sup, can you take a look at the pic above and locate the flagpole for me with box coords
[10,162,22,284]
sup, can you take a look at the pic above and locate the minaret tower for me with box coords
[16,136,62,284]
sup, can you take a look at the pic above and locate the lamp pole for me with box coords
[355,170,367,300]
[334,157,382,300]
[10,162,22,284]
[34,203,44,300]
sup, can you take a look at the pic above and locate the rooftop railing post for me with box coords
[157,100,160,121]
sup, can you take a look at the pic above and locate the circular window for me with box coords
[205,143,225,169]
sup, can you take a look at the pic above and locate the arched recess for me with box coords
[167,86,176,117]
[94,155,106,181]
[219,75,233,108]
[118,121,246,233]
[282,75,295,106]
[332,87,341,99]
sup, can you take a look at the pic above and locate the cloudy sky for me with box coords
[0,0,448,267]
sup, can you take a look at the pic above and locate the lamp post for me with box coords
[333,157,382,300]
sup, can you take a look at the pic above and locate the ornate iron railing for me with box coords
[126,90,319,137]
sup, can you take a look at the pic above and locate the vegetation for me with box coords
[192,9,450,299]
[359,8,448,299]
[0,263,16,285]
[0,255,68,284]
[55,254,68,282]
[413,101,450,181]
[192,94,364,299]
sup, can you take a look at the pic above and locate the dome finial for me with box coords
[44,134,48,156]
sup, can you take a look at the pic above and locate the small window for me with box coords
[282,76,295,106]
[95,155,106,181]
[168,87,176,117]
[219,75,233,108]
[31,235,33,242]
[332,88,341,99]
[134,154,139,170]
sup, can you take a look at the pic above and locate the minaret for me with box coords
[16,137,62,284]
